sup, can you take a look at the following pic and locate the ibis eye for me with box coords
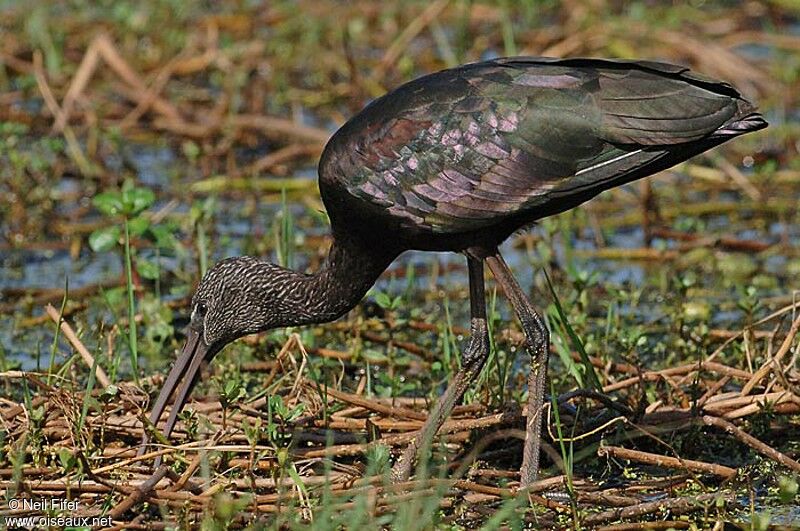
[196,302,208,318]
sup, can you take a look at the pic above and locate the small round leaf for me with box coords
[128,215,151,237]
[93,192,124,216]
[89,226,121,252]
[136,258,160,280]
[122,186,155,215]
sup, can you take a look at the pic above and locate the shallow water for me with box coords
[2,135,796,376]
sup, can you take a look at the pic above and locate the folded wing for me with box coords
[320,57,765,234]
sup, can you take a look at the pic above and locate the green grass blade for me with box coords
[544,269,602,391]
[124,218,140,384]
[77,357,98,436]
[47,277,68,385]
[550,382,579,520]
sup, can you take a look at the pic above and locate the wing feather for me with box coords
[319,57,763,234]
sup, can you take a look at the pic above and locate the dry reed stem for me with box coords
[742,312,800,395]
[52,38,100,133]
[597,446,736,479]
[583,492,733,527]
[93,33,184,123]
[31,51,96,176]
[702,415,800,474]
[377,0,450,77]
[248,144,323,175]
[597,522,691,530]
[45,303,111,388]
[320,386,428,421]
[602,361,752,393]
[228,114,330,145]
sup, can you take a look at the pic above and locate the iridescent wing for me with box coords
[320,57,763,233]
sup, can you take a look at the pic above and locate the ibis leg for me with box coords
[391,255,489,483]
[486,251,549,488]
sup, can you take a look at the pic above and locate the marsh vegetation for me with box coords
[0,1,799,528]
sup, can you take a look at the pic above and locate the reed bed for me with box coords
[1,300,798,528]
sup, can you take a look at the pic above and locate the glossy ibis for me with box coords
[140,57,766,487]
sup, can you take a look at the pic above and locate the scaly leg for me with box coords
[391,254,490,483]
[486,251,549,488]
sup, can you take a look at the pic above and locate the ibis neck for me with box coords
[283,232,397,326]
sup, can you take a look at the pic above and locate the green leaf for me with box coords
[30,405,45,422]
[89,226,121,252]
[136,258,160,280]
[779,475,798,504]
[374,291,392,309]
[362,349,388,364]
[102,286,126,307]
[100,385,119,400]
[93,192,124,217]
[286,463,309,497]
[287,403,305,422]
[148,224,178,248]
[122,186,155,215]
[58,448,75,471]
[182,140,200,161]
[128,215,150,237]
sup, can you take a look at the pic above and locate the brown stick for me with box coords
[247,144,322,174]
[741,313,800,395]
[118,57,180,130]
[303,410,509,459]
[702,415,800,473]
[52,37,101,132]
[378,0,450,75]
[108,464,171,519]
[603,361,752,393]
[320,386,428,421]
[702,391,797,413]
[228,114,330,145]
[169,451,204,492]
[583,492,733,526]
[598,446,736,479]
[32,51,96,176]
[722,392,800,419]
[94,33,184,123]
[697,375,731,408]
[45,304,111,388]
[597,522,690,530]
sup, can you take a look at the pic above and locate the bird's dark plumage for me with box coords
[320,57,765,250]
[141,56,766,486]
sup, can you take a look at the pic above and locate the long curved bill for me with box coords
[138,327,219,455]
